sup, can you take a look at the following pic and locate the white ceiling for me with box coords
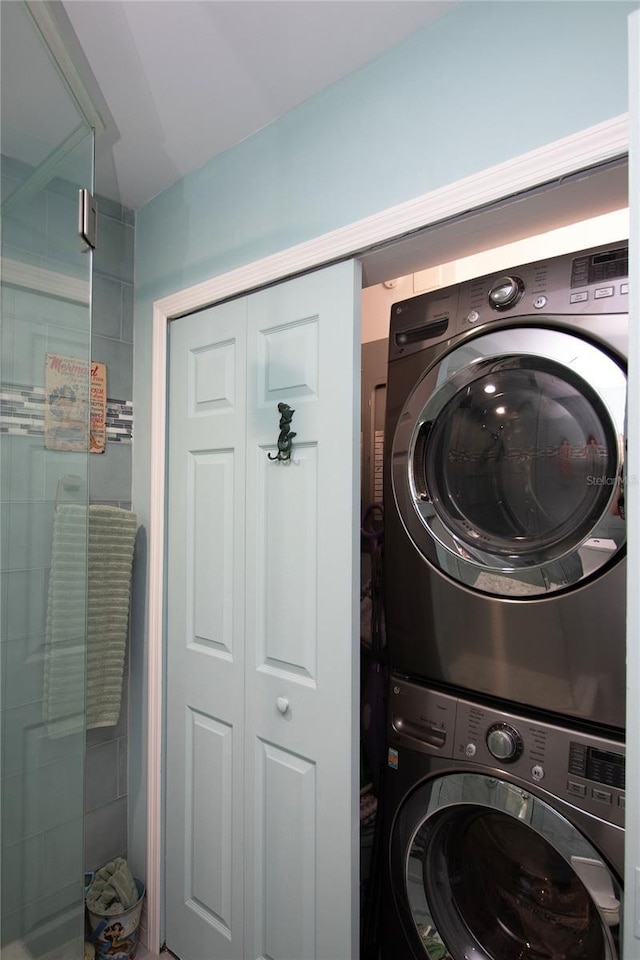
[52,0,455,210]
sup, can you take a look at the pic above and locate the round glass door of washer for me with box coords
[391,774,622,960]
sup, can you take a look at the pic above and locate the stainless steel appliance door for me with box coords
[391,326,626,597]
[391,773,621,960]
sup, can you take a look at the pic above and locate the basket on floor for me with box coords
[87,879,145,960]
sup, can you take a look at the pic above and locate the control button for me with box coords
[594,286,614,299]
[571,257,590,288]
[592,788,612,805]
[567,781,587,798]
[465,743,477,758]
[570,292,589,304]
[533,296,547,309]
[531,765,544,782]
[486,723,523,762]
[618,795,625,810]
[621,283,629,295]
[488,276,525,311]
[568,742,588,777]
[466,310,480,324]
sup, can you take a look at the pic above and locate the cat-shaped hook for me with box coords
[268,402,296,461]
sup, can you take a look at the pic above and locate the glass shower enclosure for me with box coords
[1,1,94,955]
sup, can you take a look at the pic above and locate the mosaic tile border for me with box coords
[0,384,133,443]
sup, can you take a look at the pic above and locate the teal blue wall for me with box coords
[135,1,635,302]
[130,0,637,883]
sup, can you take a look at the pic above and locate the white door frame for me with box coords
[144,113,629,953]
[623,10,640,954]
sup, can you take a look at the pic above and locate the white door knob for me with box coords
[276,696,289,714]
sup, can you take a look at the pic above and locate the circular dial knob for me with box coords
[486,723,523,762]
[488,275,525,311]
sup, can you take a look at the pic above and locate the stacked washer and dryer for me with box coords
[380,243,629,959]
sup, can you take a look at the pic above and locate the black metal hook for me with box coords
[267,402,296,461]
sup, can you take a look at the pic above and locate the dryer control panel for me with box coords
[388,676,625,828]
[389,241,629,362]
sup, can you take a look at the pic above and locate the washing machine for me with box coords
[380,676,625,960]
[383,242,628,730]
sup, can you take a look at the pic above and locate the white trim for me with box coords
[624,9,639,952]
[1,258,89,304]
[145,114,629,953]
[24,1,105,135]
[145,304,167,953]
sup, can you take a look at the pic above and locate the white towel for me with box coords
[44,503,137,736]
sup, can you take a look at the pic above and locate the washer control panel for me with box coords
[388,676,625,828]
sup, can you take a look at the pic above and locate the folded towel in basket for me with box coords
[86,858,139,915]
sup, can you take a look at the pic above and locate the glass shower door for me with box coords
[1,1,94,955]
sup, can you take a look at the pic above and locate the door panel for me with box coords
[255,739,317,960]
[256,442,318,680]
[166,298,247,960]
[166,261,360,960]
[186,708,234,935]
[190,450,236,657]
[244,263,361,960]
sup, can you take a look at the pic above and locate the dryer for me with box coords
[383,243,628,729]
[381,676,625,960]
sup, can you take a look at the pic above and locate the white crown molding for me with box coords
[144,113,629,955]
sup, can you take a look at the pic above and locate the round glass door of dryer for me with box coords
[391,326,626,597]
[391,773,622,960]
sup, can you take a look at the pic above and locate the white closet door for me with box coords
[165,297,247,960]
[244,261,361,960]
[165,260,361,960]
